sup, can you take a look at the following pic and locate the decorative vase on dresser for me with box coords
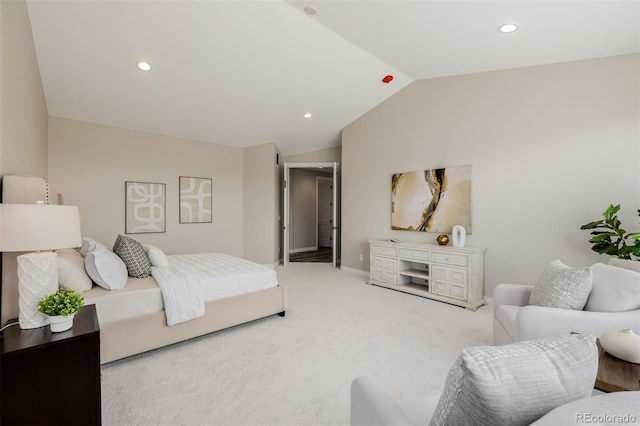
[368,239,486,310]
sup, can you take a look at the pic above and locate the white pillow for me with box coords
[79,237,108,257]
[430,334,598,426]
[142,244,170,268]
[55,249,92,292]
[84,248,128,290]
[584,263,640,312]
[529,260,592,310]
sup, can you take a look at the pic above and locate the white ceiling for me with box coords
[26,1,639,156]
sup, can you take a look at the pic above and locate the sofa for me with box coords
[493,258,640,345]
[351,335,640,426]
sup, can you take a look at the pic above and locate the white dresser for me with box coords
[369,239,486,310]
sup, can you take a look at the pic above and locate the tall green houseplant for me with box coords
[580,204,640,260]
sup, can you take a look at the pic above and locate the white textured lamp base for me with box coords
[18,252,59,329]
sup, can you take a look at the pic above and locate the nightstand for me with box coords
[1,304,101,426]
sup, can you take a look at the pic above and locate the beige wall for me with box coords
[0,0,48,177]
[243,143,279,265]
[285,146,341,164]
[48,117,244,257]
[0,0,50,324]
[342,54,640,295]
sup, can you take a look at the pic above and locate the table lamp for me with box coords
[0,202,82,329]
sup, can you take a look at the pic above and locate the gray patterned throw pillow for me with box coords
[429,334,598,426]
[113,234,152,278]
[528,260,592,310]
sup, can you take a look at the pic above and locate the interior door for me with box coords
[332,161,338,267]
[317,177,332,248]
[283,163,291,267]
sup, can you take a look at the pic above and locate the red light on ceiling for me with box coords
[382,75,394,84]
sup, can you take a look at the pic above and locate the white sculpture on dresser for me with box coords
[600,328,640,364]
[452,225,466,248]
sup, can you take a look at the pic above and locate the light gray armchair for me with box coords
[494,260,640,345]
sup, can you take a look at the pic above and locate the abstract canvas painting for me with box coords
[180,176,212,223]
[391,165,472,233]
[125,181,166,234]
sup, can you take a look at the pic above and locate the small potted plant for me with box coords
[37,289,85,332]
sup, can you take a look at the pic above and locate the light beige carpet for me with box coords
[101,263,493,425]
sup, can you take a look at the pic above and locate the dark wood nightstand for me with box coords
[595,339,640,392]
[1,304,101,426]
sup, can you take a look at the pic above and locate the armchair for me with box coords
[494,260,640,345]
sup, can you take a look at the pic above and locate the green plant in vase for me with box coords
[580,204,640,260]
[37,289,84,332]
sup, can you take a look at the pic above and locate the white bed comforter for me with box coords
[151,253,278,326]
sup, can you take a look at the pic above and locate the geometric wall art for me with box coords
[125,181,166,234]
[179,176,212,224]
[391,165,472,233]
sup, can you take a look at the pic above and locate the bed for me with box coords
[0,175,287,364]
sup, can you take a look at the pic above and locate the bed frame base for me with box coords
[99,284,287,364]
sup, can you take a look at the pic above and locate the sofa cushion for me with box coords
[609,258,640,273]
[429,334,598,426]
[530,391,640,425]
[584,263,640,312]
[529,260,592,310]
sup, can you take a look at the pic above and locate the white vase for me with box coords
[452,225,466,248]
[48,314,74,333]
[600,328,640,364]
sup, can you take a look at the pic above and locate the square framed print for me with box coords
[179,176,212,224]
[125,181,166,234]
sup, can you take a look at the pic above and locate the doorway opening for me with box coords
[283,162,339,267]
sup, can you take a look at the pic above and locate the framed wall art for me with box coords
[179,176,212,224]
[391,165,472,233]
[125,181,166,234]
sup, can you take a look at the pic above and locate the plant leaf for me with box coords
[589,233,617,242]
[580,221,606,230]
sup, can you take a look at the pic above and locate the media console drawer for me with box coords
[399,248,430,262]
[368,240,485,310]
[431,251,467,266]
[371,245,398,257]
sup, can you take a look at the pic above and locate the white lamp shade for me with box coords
[0,204,82,252]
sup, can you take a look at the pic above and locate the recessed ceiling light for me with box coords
[304,6,317,15]
[498,23,519,33]
[137,61,151,71]
[303,113,312,119]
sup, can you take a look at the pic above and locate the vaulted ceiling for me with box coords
[26,1,639,156]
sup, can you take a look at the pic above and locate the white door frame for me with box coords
[283,162,339,267]
[316,176,333,249]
